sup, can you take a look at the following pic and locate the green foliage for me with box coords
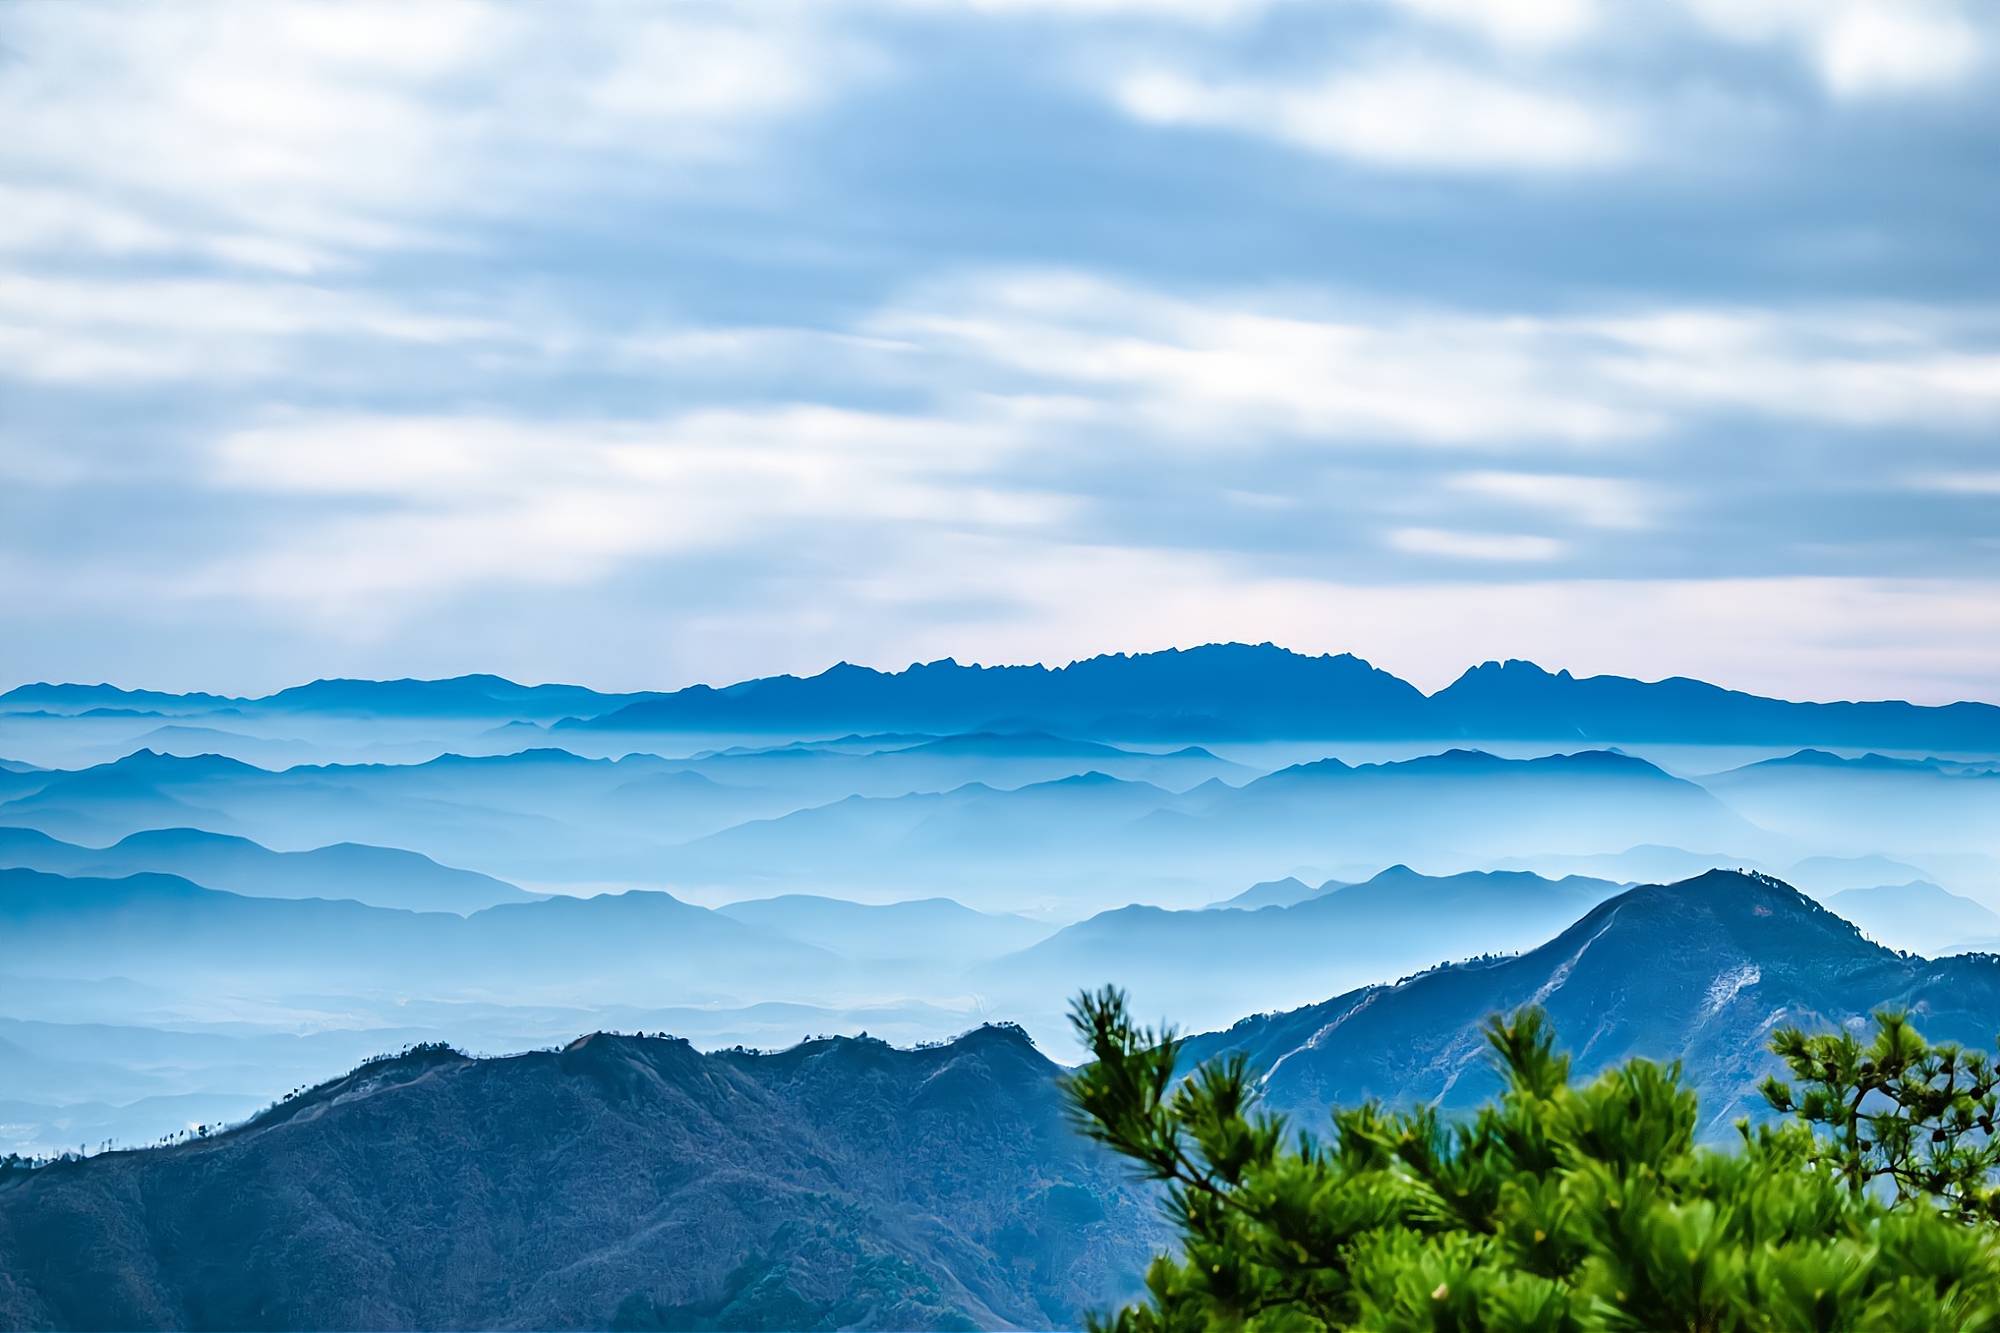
[1066,986,2000,1332]
[1762,1010,2000,1221]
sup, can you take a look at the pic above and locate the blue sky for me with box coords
[2,0,1997,701]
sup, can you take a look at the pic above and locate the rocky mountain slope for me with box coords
[1184,870,2000,1136]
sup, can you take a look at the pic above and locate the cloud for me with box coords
[870,273,2000,445]
[3,0,1998,701]
[1908,471,2000,496]
[1384,0,1596,50]
[1387,527,1567,561]
[194,408,1071,615]
[10,253,2000,652]
[899,0,1273,19]
[45,266,2000,456]
[1445,472,1655,530]
[1113,61,1627,171]
[0,1,865,271]
[1582,309,2000,430]
[1686,0,1985,99]
[868,272,1659,445]
[0,274,513,382]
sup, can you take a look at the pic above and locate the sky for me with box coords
[2,0,1998,703]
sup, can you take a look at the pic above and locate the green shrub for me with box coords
[1066,988,2000,1331]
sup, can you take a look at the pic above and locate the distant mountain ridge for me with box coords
[0,675,662,720]
[0,867,844,1000]
[991,866,1628,1030]
[656,744,1755,908]
[10,644,1996,744]
[561,645,1429,737]
[0,826,532,914]
[0,742,1763,911]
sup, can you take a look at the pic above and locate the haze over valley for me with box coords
[5,644,1999,1168]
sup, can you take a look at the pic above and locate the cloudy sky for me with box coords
[3,0,1997,701]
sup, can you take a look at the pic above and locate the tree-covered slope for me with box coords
[0,1026,1162,1332]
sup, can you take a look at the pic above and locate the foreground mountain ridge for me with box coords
[0,1024,1163,1331]
[9,644,1998,745]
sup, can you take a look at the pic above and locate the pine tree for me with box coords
[1066,987,2000,1331]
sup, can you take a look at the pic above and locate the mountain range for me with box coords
[10,644,2000,746]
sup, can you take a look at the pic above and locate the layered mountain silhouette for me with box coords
[665,731,1253,802]
[1182,870,2000,1135]
[0,739,1253,885]
[1703,748,2000,860]
[0,744,1771,912]
[715,894,1051,961]
[989,867,1625,1031]
[0,675,660,720]
[1826,881,2000,956]
[1207,875,1336,910]
[666,749,1756,908]
[0,826,531,913]
[0,1026,1161,1331]
[0,868,841,1001]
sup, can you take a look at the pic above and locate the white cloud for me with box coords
[1686,0,1984,98]
[1818,5,1982,96]
[1446,472,1655,530]
[0,275,511,382]
[902,0,1273,18]
[197,408,1070,614]
[1908,471,2000,495]
[871,273,2000,446]
[0,1,863,270]
[1584,309,2000,429]
[1388,527,1567,561]
[1386,0,1596,51]
[870,273,1659,444]
[1114,61,1627,171]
